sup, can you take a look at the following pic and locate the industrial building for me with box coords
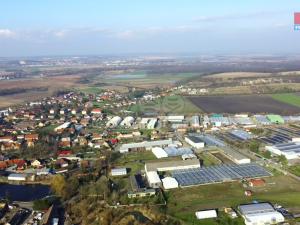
[166,115,185,123]
[151,146,194,159]
[238,203,284,225]
[254,115,271,125]
[152,147,168,159]
[265,142,300,160]
[222,147,251,164]
[185,136,205,149]
[267,115,284,124]
[145,158,201,172]
[119,139,174,153]
[191,115,200,128]
[145,171,162,188]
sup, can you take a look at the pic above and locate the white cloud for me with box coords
[0,29,15,38]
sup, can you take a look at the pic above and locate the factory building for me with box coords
[238,203,284,225]
[119,139,174,153]
[145,171,162,188]
[265,142,300,160]
[185,136,205,149]
[145,158,201,172]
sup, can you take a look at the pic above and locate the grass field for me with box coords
[167,175,300,225]
[129,95,201,115]
[289,165,300,177]
[112,151,157,174]
[271,93,300,108]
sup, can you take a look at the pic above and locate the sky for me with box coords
[0,0,300,57]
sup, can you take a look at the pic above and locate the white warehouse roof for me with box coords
[152,147,168,159]
[195,210,217,220]
[162,177,178,189]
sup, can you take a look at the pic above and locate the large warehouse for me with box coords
[265,142,300,160]
[119,139,174,153]
[238,203,284,225]
[145,158,201,172]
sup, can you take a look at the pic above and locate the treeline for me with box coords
[0,87,48,96]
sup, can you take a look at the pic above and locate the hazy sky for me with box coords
[0,0,300,57]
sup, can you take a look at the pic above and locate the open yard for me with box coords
[167,175,300,225]
[188,95,300,114]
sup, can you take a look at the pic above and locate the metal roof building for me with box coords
[267,114,284,124]
[238,203,284,225]
[254,115,271,125]
[145,158,201,172]
[265,142,300,160]
[119,139,173,153]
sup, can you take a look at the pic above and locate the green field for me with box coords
[289,165,300,177]
[271,93,300,108]
[167,175,300,225]
[129,95,201,115]
[112,151,157,174]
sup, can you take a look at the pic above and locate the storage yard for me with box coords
[188,95,300,114]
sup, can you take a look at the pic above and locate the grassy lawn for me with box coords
[129,95,201,115]
[166,175,300,225]
[112,151,157,174]
[289,165,300,177]
[271,93,300,108]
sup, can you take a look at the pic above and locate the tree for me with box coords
[278,155,288,166]
[50,174,67,198]
[249,140,260,153]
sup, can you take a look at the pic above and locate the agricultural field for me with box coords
[167,175,300,225]
[188,95,300,114]
[129,95,201,115]
[271,93,300,108]
[98,72,200,89]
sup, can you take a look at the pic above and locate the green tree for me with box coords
[50,174,67,197]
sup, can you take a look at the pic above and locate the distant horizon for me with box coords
[1,52,300,60]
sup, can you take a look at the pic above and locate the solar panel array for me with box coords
[172,163,270,187]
